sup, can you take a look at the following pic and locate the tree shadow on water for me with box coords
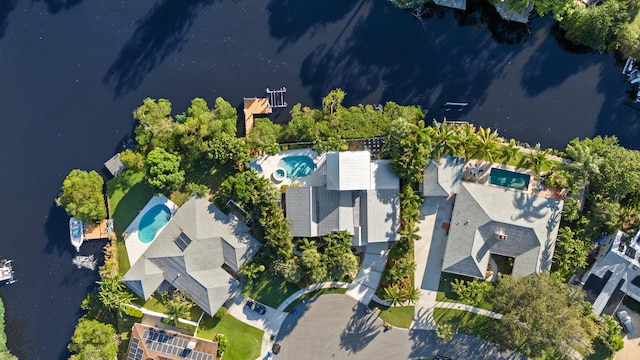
[266,0,358,52]
[32,0,83,14]
[43,203,72,256]
[103,0,214,99]
[0,0,17,40]
[339,303,380,354]
[454,0,531,45]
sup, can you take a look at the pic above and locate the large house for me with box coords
[582,230,640,315]
[428,158,564,279]
[124,196,261,316]
[126,323,218,360]
[285,151,400,245]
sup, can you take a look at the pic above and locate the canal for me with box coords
[0,0,638,358]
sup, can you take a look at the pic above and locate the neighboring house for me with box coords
[124,196,261,316]
[126,322,217,360]
[442,181,563,279]
[285,151,400,245]
[582,230,640,315]
[421,154,465,197]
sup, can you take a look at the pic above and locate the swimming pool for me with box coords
[278,156,317,178]
[138,204,172,243]
[489,168,530,191]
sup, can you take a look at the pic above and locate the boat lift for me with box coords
[266,87,288,108]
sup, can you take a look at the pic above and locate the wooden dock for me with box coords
[84,219,114,240]
[243,97,272,136]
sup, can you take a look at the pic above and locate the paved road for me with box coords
[273,294,526,360]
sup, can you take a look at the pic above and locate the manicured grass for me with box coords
[196,310,263,360]
[117,240,130,274]
[369,301,414,329]
[284,288,347,312]
[432,307,499,342]
[184,162,234,198]
[243,271,299,308]
[586,340,613,360]
[435,273,494,311]
[107,169,154,240]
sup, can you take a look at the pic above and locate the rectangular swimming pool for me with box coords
[489,168,530,191]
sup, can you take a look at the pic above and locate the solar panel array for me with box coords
[143,329,214,360]
[127,337,144,360]
[174,232,193,252]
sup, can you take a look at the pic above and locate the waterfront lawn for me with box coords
[432,307,498,342]
[284,288,347,312]
[243,271,299,308]
[107,169,154,274]
[117,314,141,356]
[196,310,263,360]
[369,301,414,329]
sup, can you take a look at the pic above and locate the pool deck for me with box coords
[250,148,328,188]
[462,160,565,200]
[124,195,179,266]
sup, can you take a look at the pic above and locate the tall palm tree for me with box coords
[472,127,503,162]
[500,138,520,162]
[431,120,458,159]
[403,286,421,305]
[164,291,194,326]
[453,122,477,160]
[555,141,602,186]
[97,273,134,318]
[521,143,553,176]
[383,284,404,306]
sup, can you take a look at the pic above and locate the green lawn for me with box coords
[435,273,494,311]
[284,288,346,312]
[107,169,154,274]
[117,315,141,357]
[243,271,299,308]
[196,310,263,360]
[369,301,414,329]
[432,307,499,342]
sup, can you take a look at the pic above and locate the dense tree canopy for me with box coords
[489,273,595,357]
[0,298,16,360]
[67,319,118,360]
[144,148,185,193]
[56,169,107,223]
[247,118,281,155]
[561,0,632,53]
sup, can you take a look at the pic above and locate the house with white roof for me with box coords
[123,196,261,316]
[582,230,640,315]
[284,151,400,245]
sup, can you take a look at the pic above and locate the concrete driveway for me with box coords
[273,294,525,360]
[413,196,454,330]
[615,304,640,360]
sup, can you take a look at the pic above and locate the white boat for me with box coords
[69,217,84,252]
[0,259,15,285]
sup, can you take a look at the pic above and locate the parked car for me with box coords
[245,299,267,315]
[616,310,635,334]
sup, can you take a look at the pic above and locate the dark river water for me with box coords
[0,0,639,358]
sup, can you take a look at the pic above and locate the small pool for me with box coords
[278,156,316,178]
[489,168,530,191]
[138,204,172,243]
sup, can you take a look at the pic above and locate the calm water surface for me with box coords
[0,0,638,358]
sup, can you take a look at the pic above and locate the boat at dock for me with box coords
[69,217,84,252]
[0,259,15,285]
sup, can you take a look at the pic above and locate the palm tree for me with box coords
[431,120,458,159]
[500,138,520,162]
[403,286,421,305]
[164,290,194,326]
[453,122,477,160]
[555,141,602,186]
[521,143,553,177]
[97,273,134,318]
[436,323,455,341]
[383,284,404,306]
[471,127,503,162]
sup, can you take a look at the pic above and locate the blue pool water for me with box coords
[138,204,172,243]
[489,168,531,191]
[278,156,317,178]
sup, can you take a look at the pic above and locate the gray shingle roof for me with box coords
[433,0,466,10]
[442,181,563,279]
[423,155,465,197]
[124,196,261,316]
